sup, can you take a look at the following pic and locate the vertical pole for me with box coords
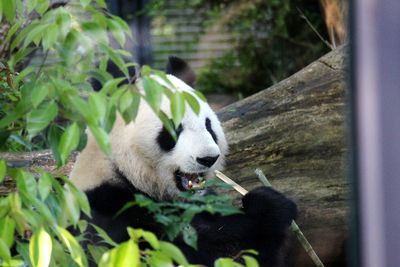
[353,0,400,266]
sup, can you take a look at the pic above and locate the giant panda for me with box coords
[70,57,297,267]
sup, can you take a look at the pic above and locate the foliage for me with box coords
[148,0,330,96]
[120,182,241,249]
[0,0,259,266]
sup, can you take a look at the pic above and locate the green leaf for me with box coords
[159,241,189,266]
[67,95,96,124]
[29,228,52,267]
[143,76,163,113]
[88,93,107,124]
[87,245,108,265]
[107,18,125,47]
[23,23,49,48]
[48,125,62,166]
[31,84,49,108]
[80,0,91,8]
[38,172,52,200]
[3,0,16,22]
[142,230,159,249]
[36,0,49,15]
[119,90,140,124]
[27,0,38,13]
[91,224,117,247]
[88,124,111,155]
[157,111,177,141]
[99,240,139,267]
[182,224,197,250]
[56,227,88,267]
[194,91,207,102]
[0,238,11,260]
[101,77,125,95]
[62,178,91,217]
[214,258,241,267]
[15,170,37,198]
[58,123,80,165]
[242,256,259,267]
[4,20,22,45]
[0,216,15,248]
[27,101,58,138]
[183,91,200,115]
[0,159,6,183]
[171,92,186,127]
[62,184,81,225]
[42,24,58,51]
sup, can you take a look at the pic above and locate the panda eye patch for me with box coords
[156,123,183,152]
[205,118,218,143]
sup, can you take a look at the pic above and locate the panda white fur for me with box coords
[70,57,297,267]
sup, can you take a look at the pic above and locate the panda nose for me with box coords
[196,155,220,167]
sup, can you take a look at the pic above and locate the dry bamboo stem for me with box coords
[214,170,325,267]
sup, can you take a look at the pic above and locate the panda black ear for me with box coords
[165,56,196,87]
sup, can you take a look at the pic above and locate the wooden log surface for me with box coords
[218,45,349,266]
[0,46,349,266]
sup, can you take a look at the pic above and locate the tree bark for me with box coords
[0,45,349,266]
[218,45,349,267]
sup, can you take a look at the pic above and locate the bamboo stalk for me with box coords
[214,170,325,267]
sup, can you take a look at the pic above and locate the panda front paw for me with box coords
[242,187,297,230]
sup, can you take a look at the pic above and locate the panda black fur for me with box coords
[70,57,297,267]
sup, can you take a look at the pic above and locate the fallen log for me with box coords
[218,45,348,267]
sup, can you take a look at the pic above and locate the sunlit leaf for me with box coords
[99,240,139,267]
[0,239,11,260]
[56,227,88,267]
[243,256,259,267]
[183,91,200,115]
[0,216,15,248]
[29,228,52,267]
[171,92,185,127]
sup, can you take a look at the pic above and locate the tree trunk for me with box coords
[218,45,349,267]
[0,46,349,266]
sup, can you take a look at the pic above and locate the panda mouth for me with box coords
[174,170,205,191]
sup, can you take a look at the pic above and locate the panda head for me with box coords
[108,57,228,199]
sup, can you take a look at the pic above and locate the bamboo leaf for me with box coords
[29,228,52,267]
[171,92,185,127]
[182,91,200,115]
